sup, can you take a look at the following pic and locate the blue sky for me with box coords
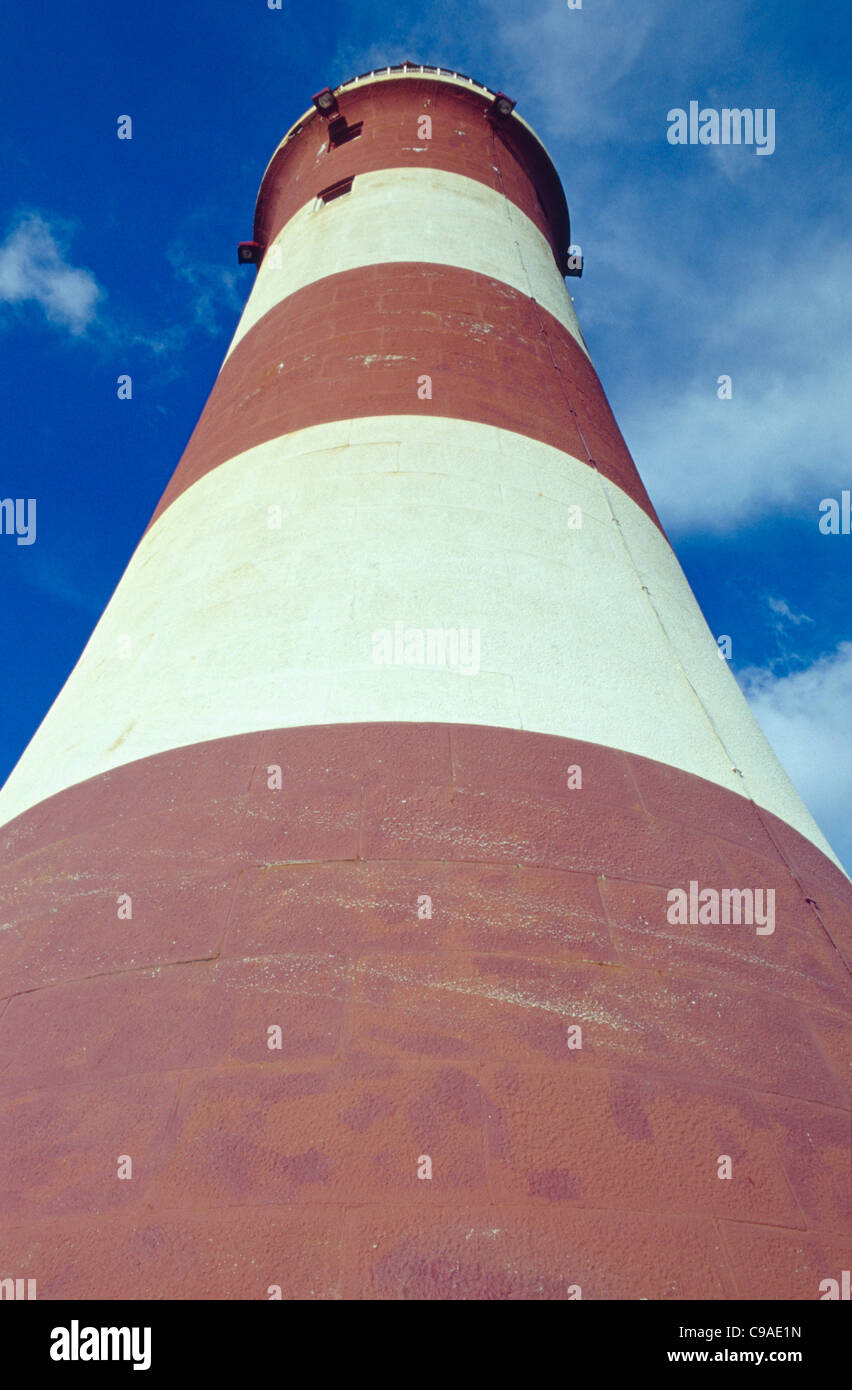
[1,0,850,867]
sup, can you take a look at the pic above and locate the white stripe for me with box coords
[0,417,838,866]
[225,167,587,362]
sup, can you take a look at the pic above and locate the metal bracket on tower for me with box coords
[487,92,516,121]
[312,87,361,148]
[312,87,339,116]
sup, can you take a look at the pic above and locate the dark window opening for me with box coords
[318,175,355,204]
[329,119,363,149]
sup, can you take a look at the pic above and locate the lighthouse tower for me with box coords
[0,67,849,1301]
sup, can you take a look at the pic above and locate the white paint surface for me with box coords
[0,417,839,866]
[225,167,586,361]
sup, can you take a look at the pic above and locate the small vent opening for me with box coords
[318,175,355,204]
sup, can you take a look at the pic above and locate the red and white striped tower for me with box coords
[1,67,849,1301]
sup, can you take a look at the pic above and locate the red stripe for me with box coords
[0,723,848,1299]
[254,77,571,272]
[147,264,661,531]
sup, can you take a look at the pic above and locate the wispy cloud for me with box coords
[478,0,669,142]
[0,214,103,334]
[613,231,852,533]
[739,642,852,872]
[166,240,246,336]
[0,212,248,362]
[759,596,819,676]
[327,0,678,143]
[766,596,814,628]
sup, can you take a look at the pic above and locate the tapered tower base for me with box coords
[1,724,848,1299]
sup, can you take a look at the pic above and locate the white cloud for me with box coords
[479,0,664,140]
[327,0,680,145]
[455,0,852,538]
[0,214,102,334]
[618,236,852,532]
[739,643,852,873]
[766,596,814,628]
[166,241,246,336]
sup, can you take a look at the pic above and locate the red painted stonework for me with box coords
[253,77,572,272]
[147,264,659,532]
[0,723,848,1300]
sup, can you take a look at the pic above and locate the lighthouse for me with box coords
[0,65,849,1300]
